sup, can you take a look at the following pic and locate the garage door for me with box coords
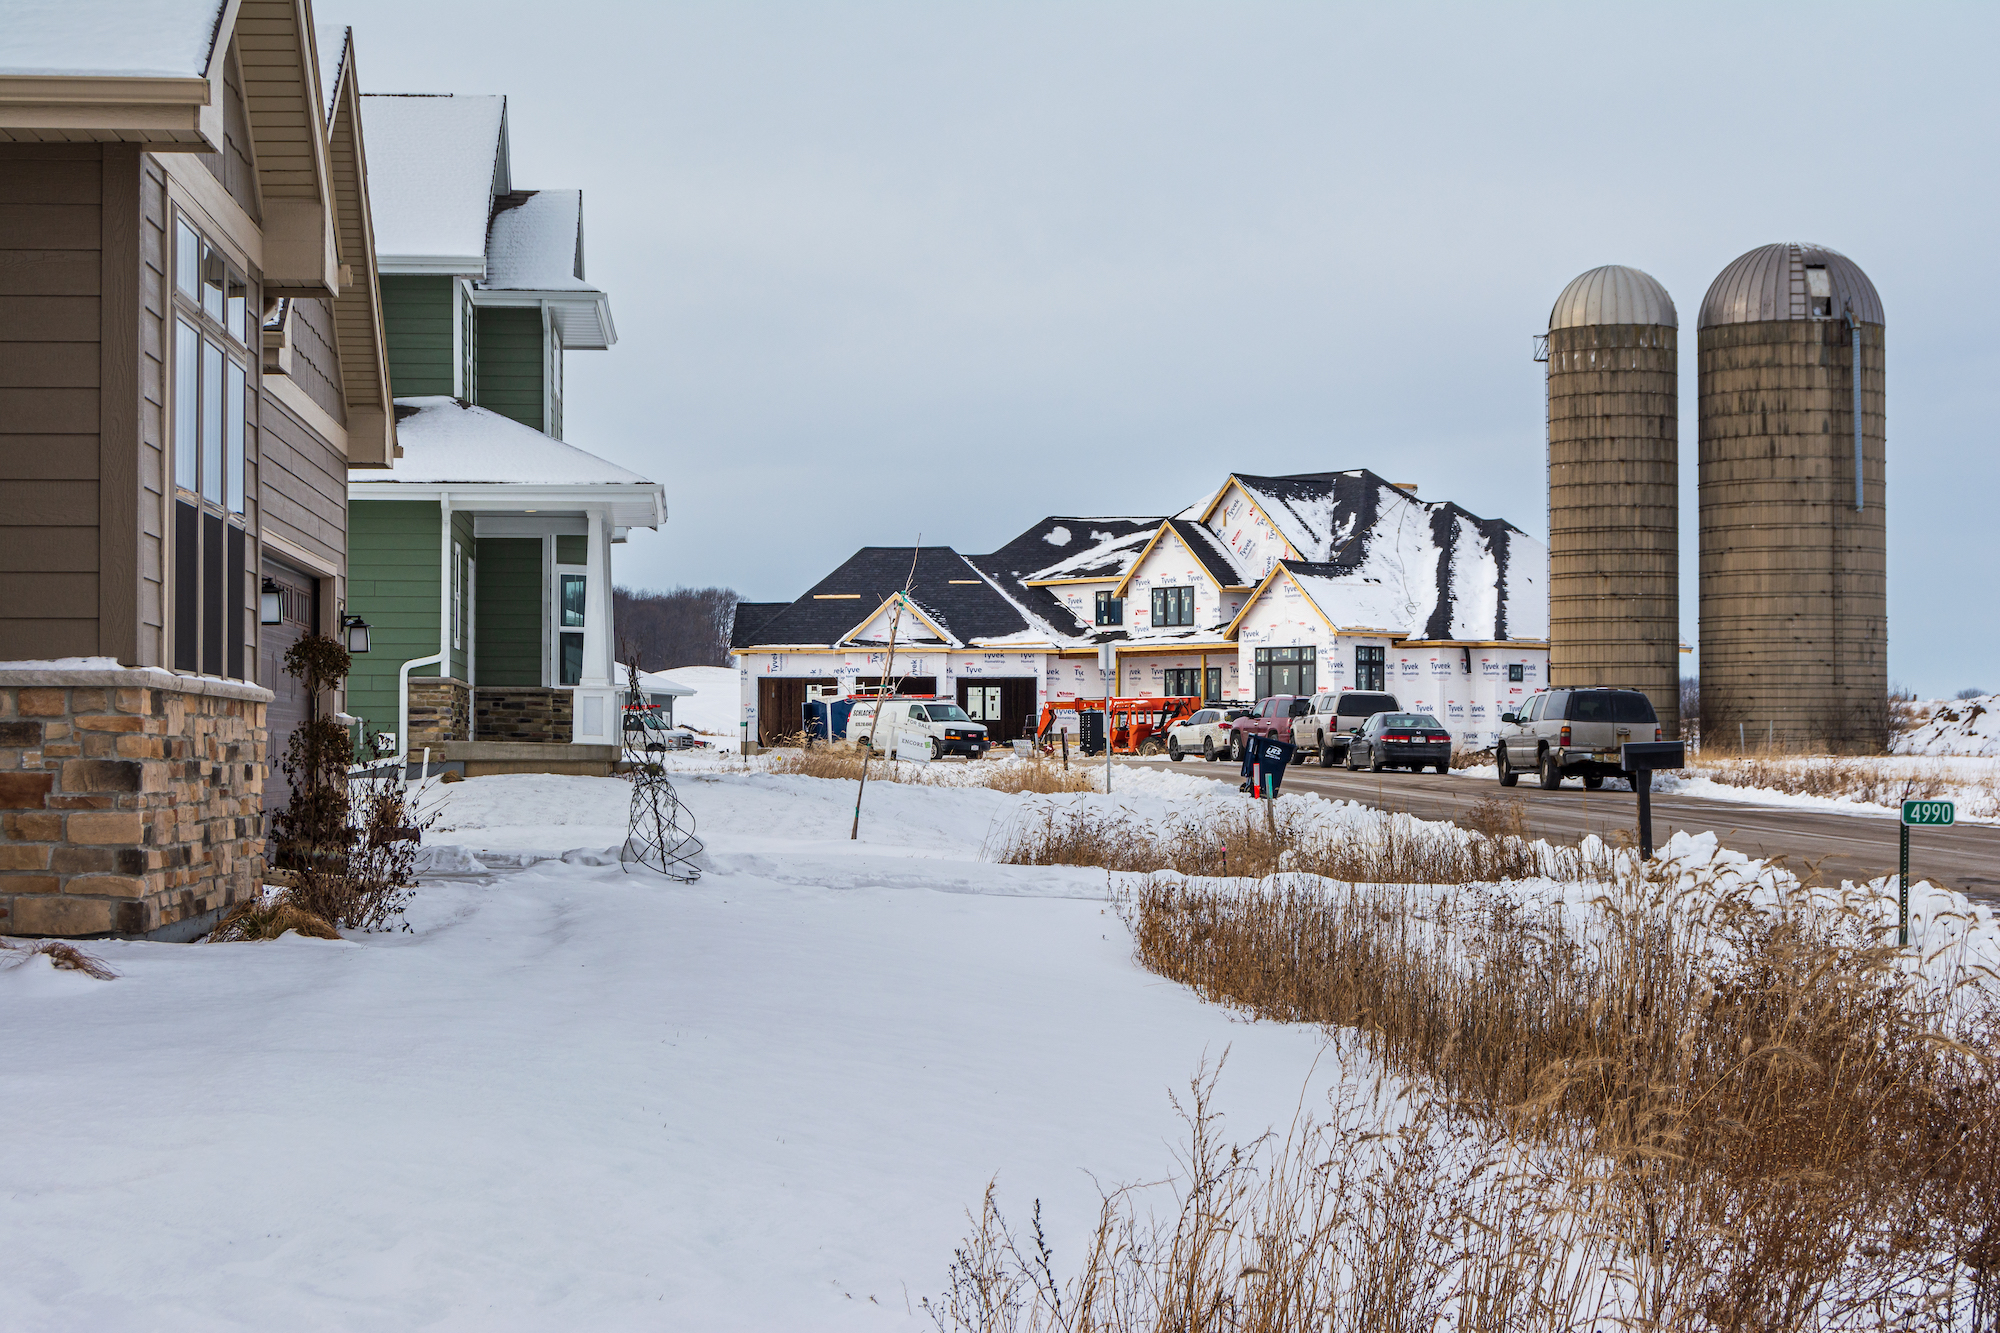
[260,556,320,812]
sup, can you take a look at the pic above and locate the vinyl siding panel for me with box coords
[257,391,347,572]
[345,499,442,741]
[380,275,453,397]
[197,39,262,223]
[136,152,166,661]
[474,537,542,686]
[0,145,104,660]
[287,295,346,424]
[475,305,542,429]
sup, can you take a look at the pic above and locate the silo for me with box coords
[1544,265,1681,738]
[1697,243,1885,751]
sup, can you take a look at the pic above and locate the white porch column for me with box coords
[581,506,609,688]
[569,506,617,746]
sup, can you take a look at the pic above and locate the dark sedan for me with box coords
[1343,712,1453,774]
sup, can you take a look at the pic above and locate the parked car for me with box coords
[849,697,989,759]
[1224,695,1312,761]
[1495,688,1663,790]
[1164,706,1252,762]
[1344,711,1453,773]
[1292,690,1401,766]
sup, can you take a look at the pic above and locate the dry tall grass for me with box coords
[766,746,1097,794]
[0,937,117,978]
[997,795,1610,885]
[946,816,2000,1329]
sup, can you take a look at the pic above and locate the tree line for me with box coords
[613,585,740,670]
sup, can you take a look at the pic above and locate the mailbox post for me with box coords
[1619,740,1686,861]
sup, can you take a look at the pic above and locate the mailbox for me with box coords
[1620,740,1685,772]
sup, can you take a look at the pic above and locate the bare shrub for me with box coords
[0,937,117,979]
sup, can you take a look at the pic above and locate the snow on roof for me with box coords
[1215,470,1545,641]
[482,190,592,291]
[0,0,225,77]
[1021,518,1160,582]
[635,671,697,697]
[361,397,655,487]
[359,94,504,269]
[1281,564,1430,636]
[313,23,348,123]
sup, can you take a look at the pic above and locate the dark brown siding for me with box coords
[257,392,347,577]
[288,297,347,425]
[198,40,261,223]
[0,145,107,659]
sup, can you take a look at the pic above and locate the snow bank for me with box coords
[1895,694,2000,756]
[645,664,741,747]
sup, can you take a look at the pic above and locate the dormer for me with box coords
[359,93,613,440]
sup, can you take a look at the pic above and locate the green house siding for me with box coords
[476,306,543,430]
[555,534,586,565]
[475,537,543,685]
[347,500,442,741]
[381,275,454,398]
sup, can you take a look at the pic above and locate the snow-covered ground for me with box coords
[1895,694,2000,757]
[1,759,1355,1332]
[8,755,1995,1330]
[641,663,741,749]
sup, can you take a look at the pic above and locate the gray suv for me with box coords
[1496,689,1662,790]
[1292,691,1400,767]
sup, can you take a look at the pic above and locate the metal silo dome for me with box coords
[1698,242,1884,328]
[1548,265,1677,332]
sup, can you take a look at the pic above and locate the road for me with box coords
[1115,755,2000,903]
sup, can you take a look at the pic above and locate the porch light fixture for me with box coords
[260,577,284,625]
[341,613,372,654]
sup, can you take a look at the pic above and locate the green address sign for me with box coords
[1902,800,1955,827]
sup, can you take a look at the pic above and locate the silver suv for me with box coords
[1292,691,1400,767]
[1496,689,1662,790]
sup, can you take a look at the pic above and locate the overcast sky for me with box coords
[336,1,1998,700]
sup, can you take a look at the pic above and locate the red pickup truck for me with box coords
[1221,694,1311,761]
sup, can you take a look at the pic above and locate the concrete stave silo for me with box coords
[1544,265,1681,738]
[1697,243,1886,750]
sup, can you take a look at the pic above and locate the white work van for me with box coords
[848,697,989,760]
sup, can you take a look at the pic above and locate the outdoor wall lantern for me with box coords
[260,578,284,625]
[341,613,372,654]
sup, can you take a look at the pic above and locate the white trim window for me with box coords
[551,549,587,687]
[452,540,464,652]
[170,213,256,680]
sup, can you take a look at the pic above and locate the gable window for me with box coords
[1254,646,1315,700]
[1150,586,1195,628]
[171,214,255,680]
[1355,645,1386,692]
[1094,591,1124,626]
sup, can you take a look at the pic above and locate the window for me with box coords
[1205,666,1222,702]
[1806,265,1833,319]
[1355,645,1386,692]
[1253,646,1316,699]
[1507,663,1525,683]
[452,542,464,651]
[1094,591,1124,626]
[557,572,587,686]
[170,215,255,679]
[1163,668,1200,698]
[1150,586,1194,627]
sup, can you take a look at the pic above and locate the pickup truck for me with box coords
[1291,690,1401,767]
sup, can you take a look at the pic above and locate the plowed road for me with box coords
[1115,755,2000,903]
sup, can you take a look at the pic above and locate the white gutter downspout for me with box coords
[398,652,444,769]
[398,491,455,769]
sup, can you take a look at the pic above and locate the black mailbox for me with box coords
[1619,741,1684,861]
[1620,740,1685,771]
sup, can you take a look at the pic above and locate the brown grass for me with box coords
[207,897,342,942]
[1692,753,1959,805]
[996,797,1608,885]
[941,824,2000,1328]
[0,937,117,979]
[765,745,1096,794]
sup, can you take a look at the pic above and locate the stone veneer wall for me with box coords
[473,687,573,743]
[407,677,471,747]
[0,666,271,938]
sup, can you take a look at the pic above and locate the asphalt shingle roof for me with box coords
[739,548,1029,649]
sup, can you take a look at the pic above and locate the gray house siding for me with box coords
[198,40,262,224]
[257,391,347,578]
[289,296,347,425]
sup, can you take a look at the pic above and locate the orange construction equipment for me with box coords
[1035,695,1202,756]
